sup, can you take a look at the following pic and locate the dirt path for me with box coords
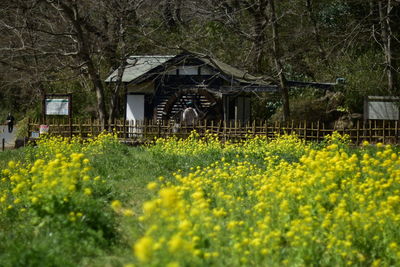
[0,125,18,149]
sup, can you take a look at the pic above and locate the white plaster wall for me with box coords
[126,94,145,121]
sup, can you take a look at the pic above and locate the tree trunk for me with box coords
[253,0,268,73]
[108,65,125,125]
[175,0,183,24]
[269,0,290,121]
[87,60,108,129]
[244,0,269,73]
[58,2,108,129]
[378,0,397,93]
[164,0,177,28]
[109,15,127,124]
[305,0,328,63]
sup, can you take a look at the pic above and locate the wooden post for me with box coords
[223,120,227,143]
[303,121,307,141]
[123,119,126,139]
[27,118,31,139]
[278,121,281,136]
[2,138,5,151]
[368,120,372,143]
[90,119,94,137]
[79,119,83,137]
[311,121,314,141]
[356,120,360,145]
[142,120,146,139]
[291,120,294,135]
[217,120,221,138]
[396,120,399,144]
[230,120,233,141]
[383,120,386,144]
[317,121,320,142]
[234,120,237,142]
[57,119,60,136]
[69,117,73,137]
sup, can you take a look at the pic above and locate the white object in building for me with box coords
[126,94,144,121]
[126,94,144,136]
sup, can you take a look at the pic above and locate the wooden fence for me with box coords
[27,118,400,145]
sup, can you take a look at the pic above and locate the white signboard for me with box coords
[368,101,399,120]
[46,99,69,115]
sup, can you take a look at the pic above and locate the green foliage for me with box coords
[329,50,386,113]
[318,0,351,29]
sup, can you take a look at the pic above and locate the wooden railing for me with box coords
[27,118,400,145]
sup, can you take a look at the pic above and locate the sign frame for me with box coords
[42,93,72,123]
[364,96,400,121]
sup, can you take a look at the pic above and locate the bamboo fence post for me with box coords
[356,120,360,145]
[123,119,126,139]
[69,117,72,137]
[57,119,61,136]
[90,119,94,136]
[390,121,394,142]
[290,120,294,135]
[396,120,399,144]
[229,120,232,142]
[383,120,386,144]
[234,120,237,142]
[278,121,281,136]
[264,120,267,139]
[317,121,320,141]
[79,120,83,137]
[369,120,372,143]
[303,121,307,141]
[217,120,222,139]
[362,120,365,144]
[223,121,227,143]
[144,119,147,138]
[311,121,314,141]
[115,119,119,138]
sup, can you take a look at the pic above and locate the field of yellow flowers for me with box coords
[1,131,400,266]
[0,134,122,266]
[132,132,400,266]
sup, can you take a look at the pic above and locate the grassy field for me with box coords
[1,132,400,266]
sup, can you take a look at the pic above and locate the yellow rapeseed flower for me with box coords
[134,236,154,262]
